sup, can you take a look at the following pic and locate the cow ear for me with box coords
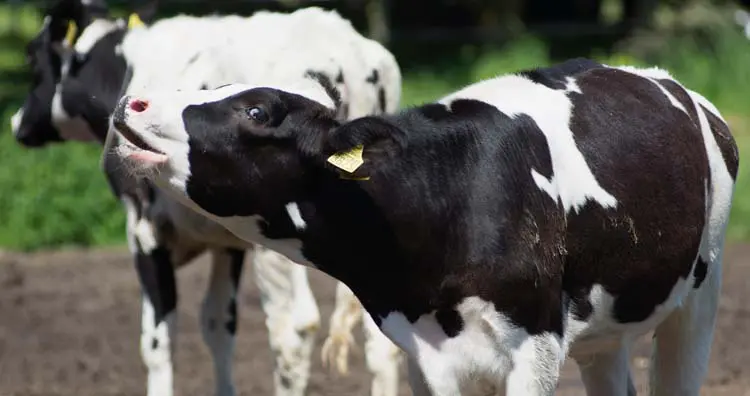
[47,0,109,43]
[324,117,406,180]
[132,0,159,25]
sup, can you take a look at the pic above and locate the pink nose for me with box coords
[129,99,149,113]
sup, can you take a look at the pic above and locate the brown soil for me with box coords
[1,244,749,395]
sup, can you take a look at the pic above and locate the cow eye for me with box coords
[245,107,269,123]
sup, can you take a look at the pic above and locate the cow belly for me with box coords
[566,277,693,359]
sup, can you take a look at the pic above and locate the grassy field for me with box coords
[0,3,749,250]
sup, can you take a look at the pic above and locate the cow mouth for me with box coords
[114,121,168,164]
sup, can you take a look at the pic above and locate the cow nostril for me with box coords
[130,99,149,113]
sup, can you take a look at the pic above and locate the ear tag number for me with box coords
[327,145,370,180]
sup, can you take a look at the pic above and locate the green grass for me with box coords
[0,3,749,250]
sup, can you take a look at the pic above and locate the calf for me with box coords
[11,1,402,395]
[110,58,738,395]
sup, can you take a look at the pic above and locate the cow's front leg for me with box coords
[134,243,178,396]
[201,248,245,396]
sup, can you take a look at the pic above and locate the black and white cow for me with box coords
[10,1,403,395]
[110,58,738,395]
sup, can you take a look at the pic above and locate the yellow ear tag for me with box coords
[128,13,146,29]
[65,21,77,46]
[326,145,369,180]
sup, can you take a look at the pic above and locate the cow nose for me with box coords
[129,98,149,113]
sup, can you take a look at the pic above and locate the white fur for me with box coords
[10,108,23,136]
[285,202,307,231]
[140,296,176,396]
[73,18,120,55]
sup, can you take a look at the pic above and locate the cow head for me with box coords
[109,75,399,220]
[11,0,156,147]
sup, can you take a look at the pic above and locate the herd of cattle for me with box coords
[7,0,740,395]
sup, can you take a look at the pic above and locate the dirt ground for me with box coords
[1,244,749,396]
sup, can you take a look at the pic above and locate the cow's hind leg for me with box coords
[201,248,245,396]
[649,253,722,396]
[576,346,637,396]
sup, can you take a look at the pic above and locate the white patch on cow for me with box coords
[611,66,690,115]
[379,297,562,395]
[362,311,403,396]
[440,75,618,214]
[73,18,120,56]
[565,77,582,94]
[530,169,558,202]
[122,196,140,254]
[10,108,23,136]
[285,202,307,231]
[140,296,175,396]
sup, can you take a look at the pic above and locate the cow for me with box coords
[10,1,403,395]
[109,58,738,395]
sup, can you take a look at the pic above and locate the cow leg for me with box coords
[649,254,722,396]
[504,334,562,396]
[124,196,178,396]
[321,282,363,375]
[576,346,637,396]
[137,252,178,396]
[201,248,245,396]
[253,245,320,396]
[363,312,402,396]
[406,359,432,396]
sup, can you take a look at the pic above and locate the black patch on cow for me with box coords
[151,338,159,349]
[570,296,593,321]
[377,87,387,114]
[435,308,463,337]
[279,375,291,389]
[366,69,379,84]
[303,69,343,112]
[135,244,177,326]
[225,248,244,335]
[335,69,344,84]
[516,58,602,90]
[701,105,739,180]
[566,67,708,323]
[656,79,699,124]
[186,52,201,66]
[693,256,708,289]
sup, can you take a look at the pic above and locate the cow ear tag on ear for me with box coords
[65,21,77,46]
[327,145,370,180]
[128,13,146,29]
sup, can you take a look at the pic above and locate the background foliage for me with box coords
[0,0,749,250]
